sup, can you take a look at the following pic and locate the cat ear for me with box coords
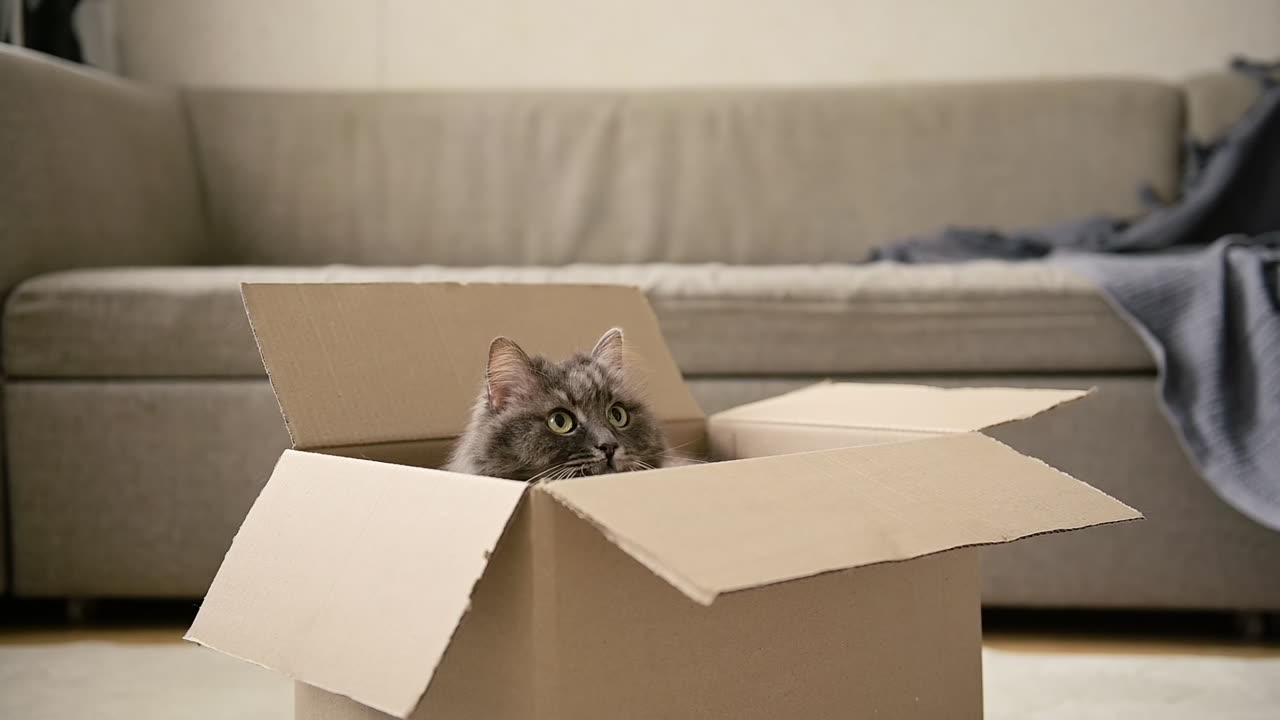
[591,327,625,371]
[486,337,534,412]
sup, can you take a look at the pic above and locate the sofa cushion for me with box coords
[3,263,1152,378]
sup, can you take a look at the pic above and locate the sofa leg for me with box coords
[1234,611,1268,641]
[64,598,96,624]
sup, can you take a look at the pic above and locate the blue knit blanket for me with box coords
[870,59,1280,531]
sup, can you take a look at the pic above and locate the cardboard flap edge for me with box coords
[186,449,529,719]
[709,382,1096,434]
[544,433,1143,606]
[240,282,703,451]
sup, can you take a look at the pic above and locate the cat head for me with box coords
[465,328,668,481]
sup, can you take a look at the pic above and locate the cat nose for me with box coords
[597,442,618,461]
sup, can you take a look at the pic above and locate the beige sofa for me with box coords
[3,46,1278,610]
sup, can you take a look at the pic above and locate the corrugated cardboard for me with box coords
[297,544,984,719]
[711,382,1089,433]
[708,381,1091,456]
[189,283,1142,720]
[548,432,1133,606]
[186,450,526,718]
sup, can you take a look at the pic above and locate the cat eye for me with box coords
[547,409,577,435]
[607,403,630,429]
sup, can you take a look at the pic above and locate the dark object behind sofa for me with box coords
[19,0,84,63]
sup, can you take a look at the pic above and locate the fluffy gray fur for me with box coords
[445,328,669,481]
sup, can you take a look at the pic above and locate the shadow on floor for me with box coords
[1,597,1277,646]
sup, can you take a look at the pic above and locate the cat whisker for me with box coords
[658,453,710,464]
[527,460,576,482]
[548,463,586,482]
[526,466,565,483]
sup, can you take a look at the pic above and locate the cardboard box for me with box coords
[187,282,1141,720]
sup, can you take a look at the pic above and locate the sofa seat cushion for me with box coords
[4,263,1151,378]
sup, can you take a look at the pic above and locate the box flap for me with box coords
[185,450,526,719]
[546,432,1140,606]
[242,282,703,451]
[710,382,1090,435]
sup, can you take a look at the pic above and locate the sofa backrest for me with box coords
[1183,71,1263,143]
[183,80,1182,266]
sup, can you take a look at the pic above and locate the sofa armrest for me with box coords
[0,47,210,298]
[1183,70,1263,144]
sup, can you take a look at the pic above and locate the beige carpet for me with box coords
[2,642,1278,719]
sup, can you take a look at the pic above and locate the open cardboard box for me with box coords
[187,283,1142,720]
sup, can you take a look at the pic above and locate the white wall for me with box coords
[114,0,1280,88]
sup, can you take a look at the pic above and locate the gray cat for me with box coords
[445,328,669,481]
